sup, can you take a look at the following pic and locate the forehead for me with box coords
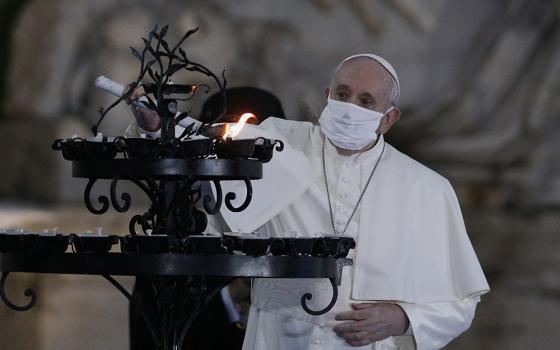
[332,58,392,97]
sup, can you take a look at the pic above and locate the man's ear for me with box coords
[377,107,401,134]
[324,87,330,99]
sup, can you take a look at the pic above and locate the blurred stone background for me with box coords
[0,0,559,349]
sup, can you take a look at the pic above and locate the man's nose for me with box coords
[347,96,361,107]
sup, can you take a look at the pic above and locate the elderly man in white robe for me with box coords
[127,53,490,350]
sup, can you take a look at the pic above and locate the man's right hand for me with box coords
[126,86,161,132]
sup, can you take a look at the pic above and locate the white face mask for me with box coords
[319,97,394,150]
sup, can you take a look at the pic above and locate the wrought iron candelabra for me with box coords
[0,25,354,350]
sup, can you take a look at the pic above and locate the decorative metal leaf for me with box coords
[184,27,199,39]
[130,47,142,61]
[160,24,169,39]
[149,25,157,41]
[172,27,200,53]
[185,65,209,75]
[179,47,187,57]
[147,66,157,81]
[166,63,185,76]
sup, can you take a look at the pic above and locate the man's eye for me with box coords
[361,99,373,108]
[337,92,348,100]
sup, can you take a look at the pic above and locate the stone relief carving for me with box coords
[4,0,560,208]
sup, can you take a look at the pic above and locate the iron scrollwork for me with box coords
[225,178,253,212]
[129,213,154,236]
[84,178,110,215]
[84,176,163,235]
[110,177,132,213]
[274,139,284,151]
[300,259,353,316]
[300,278,338,316]
[0,271,37,312]
[203,180,223,215]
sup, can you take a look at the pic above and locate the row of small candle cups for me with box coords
[0,233,354,258]
[52,135,281,162]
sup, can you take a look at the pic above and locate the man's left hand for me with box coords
[333,303,409,347]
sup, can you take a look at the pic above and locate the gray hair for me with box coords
[387,76,399,107]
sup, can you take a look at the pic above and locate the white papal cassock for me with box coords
[209,117,490,350]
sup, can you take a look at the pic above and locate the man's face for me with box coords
[328,58,394,113]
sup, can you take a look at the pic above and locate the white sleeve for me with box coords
[137,126,161,138]
[395,296,480,350]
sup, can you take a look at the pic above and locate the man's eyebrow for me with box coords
[335,84,350,90]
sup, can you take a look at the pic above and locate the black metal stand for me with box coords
[2,26,356,350]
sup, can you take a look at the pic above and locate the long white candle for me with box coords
[94,76,202,131]
[95,76,149,109]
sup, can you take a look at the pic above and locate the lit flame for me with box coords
[222,113,257,139]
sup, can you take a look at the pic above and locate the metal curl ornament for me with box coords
[0,272,37,312]
[224,178,253,212]
[84,178,110,215]
[110,177,132,213]
[274,139,284,151]
[203,180,222,215]
[129,213,154,236]
[300,278,338,316]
